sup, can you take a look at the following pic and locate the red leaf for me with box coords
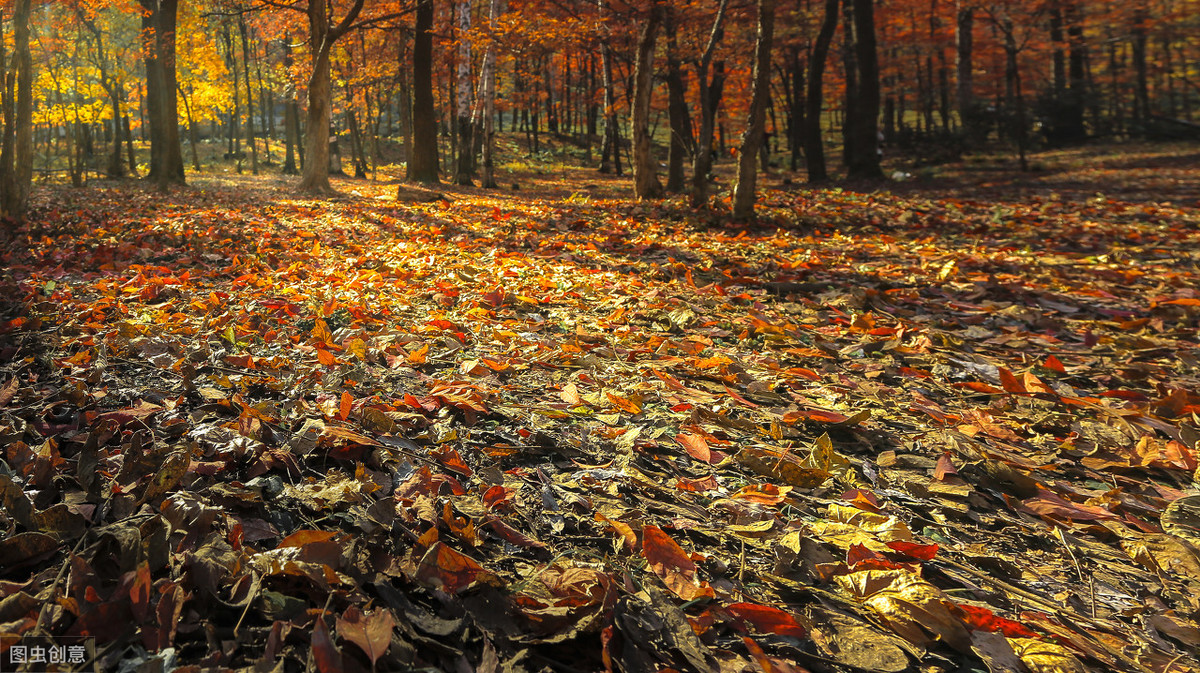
[336,606,395,667]
[641,525,714,601]
[726,603,807,639]
[956,603,1038,638]
[847,543,883,566]
[675,475,720,492]
[311,617,344,673]
[742,636,776,673]
[482,485,514,510]
[431,445,473,477]
[885,540,940,561]
[484,515,547,548]
[998,368,1026,394]
[1043,355,1066,373]
[783,408,849,424]
[339,391,353,421]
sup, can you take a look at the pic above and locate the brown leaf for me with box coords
[415,541,495,594]
[676,432,725,464]
[336,606,395,667]
[278,530,339,549]
[641,525,714,601]
[560,382,582,405]
[311,616,344,673]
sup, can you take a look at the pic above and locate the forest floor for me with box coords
[2,141,1200,673]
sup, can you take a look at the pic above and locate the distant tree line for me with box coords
[1,0,1197,220]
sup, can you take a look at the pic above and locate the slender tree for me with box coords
[475,0,503,188]
[631,1,664,200]
[846,0,883,178]
[0,0,34,219]
[664,8,694,193]
[804,0,839,182]
[732,0,776,219]
[689,0,730,208]
[453,0,474,185]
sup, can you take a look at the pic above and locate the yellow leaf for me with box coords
[1007,638,1087,673]
[312,318,333,346]
[836,569,970,652]
[825,503,914,542]
[606,392,643,415]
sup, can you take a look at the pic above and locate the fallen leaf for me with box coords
[337,606,395,667]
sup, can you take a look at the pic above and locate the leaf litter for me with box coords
[0,168,1198,672]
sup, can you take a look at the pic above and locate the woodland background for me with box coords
[0,0,1198,211]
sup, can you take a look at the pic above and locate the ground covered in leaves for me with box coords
[2,143,1200,673]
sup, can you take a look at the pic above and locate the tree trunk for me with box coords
[454,0,474,185]
[298,0,366,193]
[846,0,883,179]
[840,0,859,169]
[257,46,274,165]
[476,0,502,188]
[600,36,620,175]
[631,2,663,200]
[343,81,366,179]
[299,4,333,192]
[0,0,33,219]
[283,34,300,175]
[1132,6,1150,129]
[731,0,775,220]
[138,0,185,191]
[396,37,412,163]
[1001,19,1028,171]
[664,9,693,193]
[955,3,975,125]
[1064,2,1086,140]
[178,84,202,171]
[408,0,440,184]
[125,114,139,176]
[224,21,241,171]
[689,0,730,208]
[804,0,839,183]
[239,15,258,174]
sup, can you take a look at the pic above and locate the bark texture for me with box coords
[408,0,440,184]
[804,0,839,183]
[138,0,185,190]
[631,2,664,200]
[731,0,776,220]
